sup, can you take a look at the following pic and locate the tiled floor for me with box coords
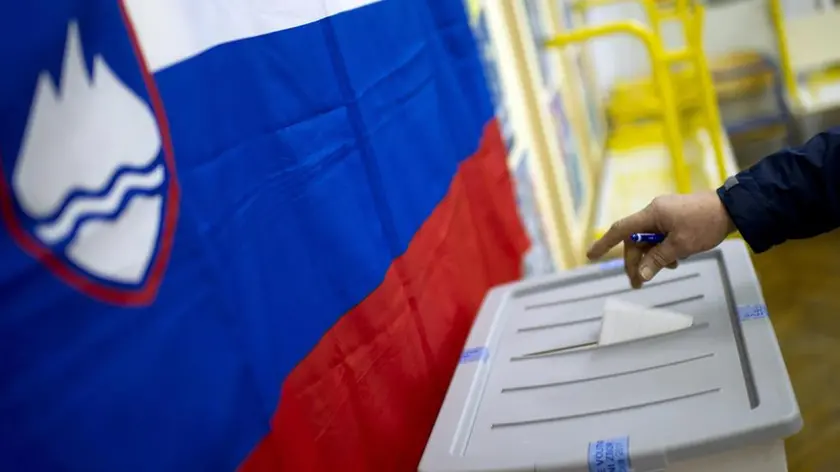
[751,231,840,472]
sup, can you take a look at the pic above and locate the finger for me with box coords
[666,261,679,270]
[623,241,645,289]
[587,207,656,260]
[639,239,679,282]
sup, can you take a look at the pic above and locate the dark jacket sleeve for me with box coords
[717,128,840,253]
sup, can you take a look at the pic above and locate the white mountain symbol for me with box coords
[12,21,166,285]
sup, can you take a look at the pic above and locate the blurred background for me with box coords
[6,2,840,470]
[468,0,840,469]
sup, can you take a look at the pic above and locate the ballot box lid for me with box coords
[419,240,801,472]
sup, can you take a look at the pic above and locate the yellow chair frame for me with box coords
[557,0,729,191]
[767,0,797,108]
[768,0,840,114]
[545,22,690,193]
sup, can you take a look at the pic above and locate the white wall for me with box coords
[584,0,821,94]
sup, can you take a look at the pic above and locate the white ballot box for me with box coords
[420,240,801,472]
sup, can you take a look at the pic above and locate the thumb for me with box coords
[639,240,678,282]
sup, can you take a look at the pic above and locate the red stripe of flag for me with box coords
[240,119,529,471]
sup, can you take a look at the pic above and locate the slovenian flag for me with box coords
[0,0,528,470]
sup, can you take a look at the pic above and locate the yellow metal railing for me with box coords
[570,0,729,187]
[545,21,691,193]
[768,0,800,108]
[682,1,728,186]
[571,0,663,36]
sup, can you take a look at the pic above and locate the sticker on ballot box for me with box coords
[588,436,630,472]
[459,346,488,364]
[738,304,769,321]
[598,258,624,271]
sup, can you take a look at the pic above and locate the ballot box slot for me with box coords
[500,352,715,393]
[489,387,722,430]
[523,272,701,311]
[515,293,705,334]
[517,315,600,333]
[509,322,711,361]
[653,293,705,309]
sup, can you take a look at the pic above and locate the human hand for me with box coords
[587,191,736,288]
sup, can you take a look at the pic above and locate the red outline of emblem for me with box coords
[0,1,180,306]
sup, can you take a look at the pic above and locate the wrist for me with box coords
[719,198,736,234]
[716,178,778,253]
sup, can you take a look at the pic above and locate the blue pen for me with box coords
[630,232,665,244]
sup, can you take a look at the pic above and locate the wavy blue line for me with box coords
[47,185,165,250]
[32,159,164,225]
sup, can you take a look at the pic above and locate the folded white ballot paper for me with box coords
[599,298,695,346]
